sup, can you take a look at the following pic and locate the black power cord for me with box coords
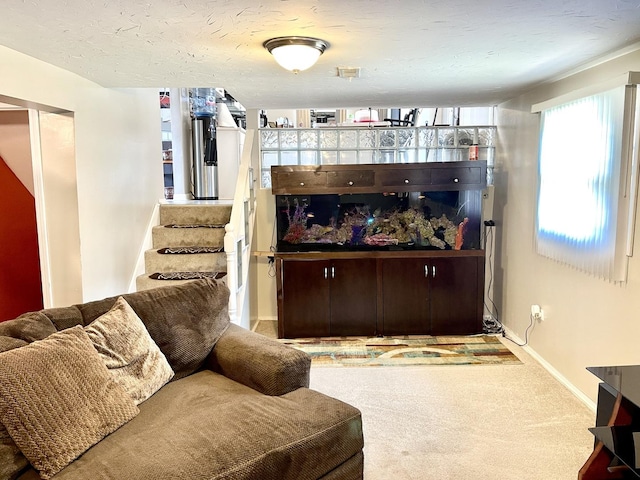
[483,221,536,347]
[482,222,503,335]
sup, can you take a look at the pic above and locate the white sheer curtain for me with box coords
[536,85,636,282]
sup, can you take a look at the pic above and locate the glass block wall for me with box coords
[259,126,496,188]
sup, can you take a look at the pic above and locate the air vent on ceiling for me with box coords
[337,67,361,80]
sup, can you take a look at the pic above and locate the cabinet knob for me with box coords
[299,182,305,186]
[404,179,409,184]
[348,181,354,186]
[453,178,459,183]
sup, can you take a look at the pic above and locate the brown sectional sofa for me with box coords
[0,279,364,480]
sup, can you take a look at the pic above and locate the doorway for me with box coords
[0,99,82,319]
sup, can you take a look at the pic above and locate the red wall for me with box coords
[0,156,43,321]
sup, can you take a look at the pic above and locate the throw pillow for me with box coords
[77,278,231,380]
[0,325,139,480]
[85,296,174,405]
[0,311,58,480]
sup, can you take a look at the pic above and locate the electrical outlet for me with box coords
[531,304,544,321]
[483,314,493,322]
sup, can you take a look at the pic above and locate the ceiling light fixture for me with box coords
[263,36,329,74]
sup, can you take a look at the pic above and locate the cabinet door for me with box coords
[381,258,430,335]
[329,258,377,336]
[279,259,331,338]
[429,257,482,335]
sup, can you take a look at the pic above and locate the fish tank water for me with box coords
[275,190,482,252]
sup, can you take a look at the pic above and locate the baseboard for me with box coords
[251,317,278,332]
[503,326,596,413]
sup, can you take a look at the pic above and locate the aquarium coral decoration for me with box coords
[281,201,464,250]
[363,233,398,246]
[282,199,309,243]
[365,208,458,249]
[454,217,469,250]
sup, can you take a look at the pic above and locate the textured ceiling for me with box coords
[1,0,640,109]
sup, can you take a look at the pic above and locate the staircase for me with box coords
[136,203,232,291]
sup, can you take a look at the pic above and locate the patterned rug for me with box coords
[148,271,226,280]
[157,246,223,254]
[280,335,521,367]
[163,224,225,229]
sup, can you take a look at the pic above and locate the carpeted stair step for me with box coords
[135,272,227,291]
[151,225,225,249]
[137,203,233,293]
[159,203,232,226]
[144,248,226,273]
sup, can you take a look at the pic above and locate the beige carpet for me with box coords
[252,320,595,479]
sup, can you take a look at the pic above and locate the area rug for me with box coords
[279,335,521,367]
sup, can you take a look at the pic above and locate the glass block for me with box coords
[429,148,443,162]
[419,128,436,148]
[300,151,318,165]
[441,149,465,162]
[437,128,456,147]
[486,167,494,186]
[320,130,338,149]
[261,130,278,149]
[397,129,415,148]
[358,129,376,148]
[358,150,378,164]
[339,130,358,149]
[280,130,298,149]
[339,151,358,164]
[379,150,396,163]
[299,129,318,148]
[478,127,496,146]
[321,151,338,165]
[398,150,416,163]
[261,169,272,189]
[261,151,279,168]
[280,151,298,165]
[457,129,474,146]
[378,130,396,148]
[486,146,495,166]
[417,149,428,162]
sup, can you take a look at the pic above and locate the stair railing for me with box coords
[223,129,257,328]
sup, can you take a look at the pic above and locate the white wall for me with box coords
[495,47,640,402]
[254,188,278,321]
[0,45,162,303]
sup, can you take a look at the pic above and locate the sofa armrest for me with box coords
[206,324,311,396]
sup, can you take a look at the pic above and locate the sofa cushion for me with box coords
[0,425,29,480]
[0,311,56,346]
[50,370,363,480]
[39,306,85,331]
[77,279,230,380]
[0,326,139,480]
[0,311,57,480]
[85,296,174,405]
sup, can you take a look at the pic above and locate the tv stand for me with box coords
[579,365,640,479]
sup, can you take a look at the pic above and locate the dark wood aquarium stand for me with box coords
[271,162,487,339]
[579,366,640,479]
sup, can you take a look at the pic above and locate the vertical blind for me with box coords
[536,85,636,282]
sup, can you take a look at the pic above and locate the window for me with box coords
[534,78,640,282]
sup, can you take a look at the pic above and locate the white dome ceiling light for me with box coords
[263,36,329,74]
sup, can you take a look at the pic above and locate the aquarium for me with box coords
[275,190,482,252]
